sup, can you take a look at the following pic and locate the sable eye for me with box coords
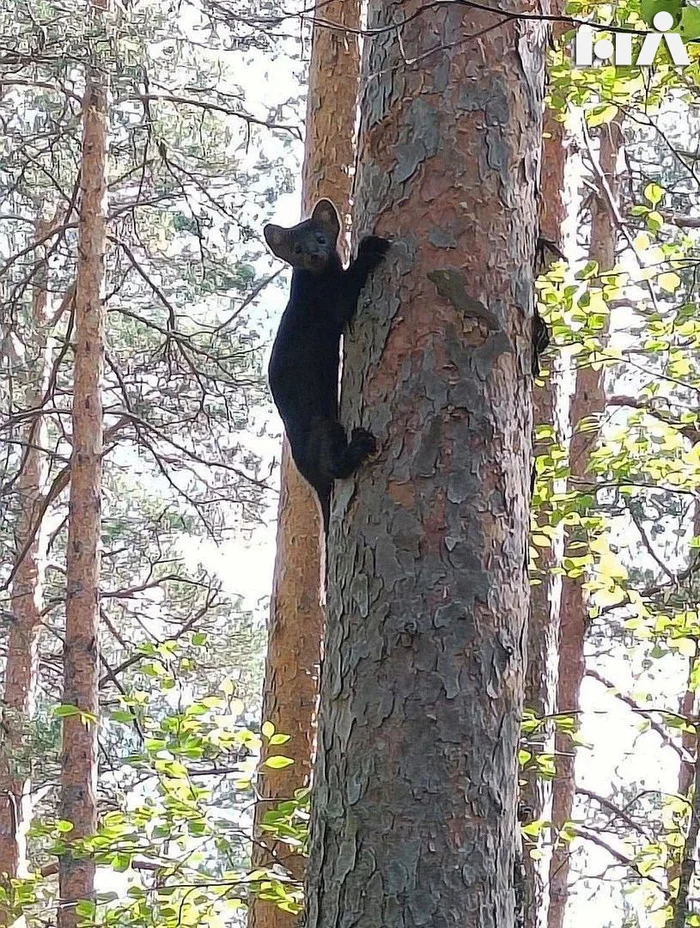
[294,243,303,254]
[316,234,326,245]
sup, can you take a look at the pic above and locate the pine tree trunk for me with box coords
[249,5,360,927]
[304,3,545,925]
[524,133,565,928]
[547,119,622,928]
[522,36,580,927]
[57,72,108,928]
[0,215,56,922]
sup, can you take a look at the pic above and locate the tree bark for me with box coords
[524,133,564,928]
[547,119,622,928]
[249,6,360,928]
[304,3,545,926]
[668,506,700,896]
[677,505,700,800]
[58,73,108,928]
[0,215,56,922]
[522,31,580,928]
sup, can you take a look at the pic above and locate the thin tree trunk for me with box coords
[249,5,360,927]
[678,504,700,799]
[672,734,700,928]
[58,70,108,928]
[0,214,56,923]
[668,503,700,899]
[523,103,566,928]
[547,119,622,928]
[304,3,545,925]
[523,40,582,928]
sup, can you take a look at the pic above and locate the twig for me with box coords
[587,668,690,762]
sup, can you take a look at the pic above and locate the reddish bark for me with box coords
[547,119,623,928]
[58,75,108,928]
[249,6,360,928]
[0,215,56,920]
[523,42,569,924]
[304,2,545,925]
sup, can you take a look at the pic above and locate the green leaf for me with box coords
[54,704,82,718]
[576,261,599,281]
[269,733,291,745]
[264,756,294,770]
[644,183,664,207]
[679,4,700,37]
[658,272,681,293]
[220,677,235,696]
[640,0,681,28]
[646,211,664,232]
[588,104,618,128]
[111,852,132,872]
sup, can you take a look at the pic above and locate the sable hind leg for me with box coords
[331,426,377,478]
[309,417,377,482]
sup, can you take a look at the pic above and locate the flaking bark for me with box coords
[304,2,546,925]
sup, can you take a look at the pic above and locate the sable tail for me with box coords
[319,491,330,540]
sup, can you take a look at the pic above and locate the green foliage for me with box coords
[527,16,700,913]
[0,661,308,925]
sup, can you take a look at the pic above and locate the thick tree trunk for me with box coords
[304,3,545,926]
[0,215,55,921]
[249,5,360,928]
[547,119,622,928]
[58,74,108,928]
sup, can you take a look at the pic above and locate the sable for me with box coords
[265,199,390,531]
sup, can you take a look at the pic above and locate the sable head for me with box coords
[264,199,341,272]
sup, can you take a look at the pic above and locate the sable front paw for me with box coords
[350,427,377,460]
[358,235,391,267]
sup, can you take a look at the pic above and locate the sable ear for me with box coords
[264,224,293,262]
[311,199,341,242]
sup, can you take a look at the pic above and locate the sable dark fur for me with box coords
[266,199,390,532]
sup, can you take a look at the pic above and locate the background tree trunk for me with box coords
[249,6,360,928]
[523,32,581,927]
[0,214,56,923]
[547,119,622,928]
[304,3,545,925]
[524,112,566,928]
[58,72,108,928]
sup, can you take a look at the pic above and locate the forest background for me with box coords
[1,0,700,927]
